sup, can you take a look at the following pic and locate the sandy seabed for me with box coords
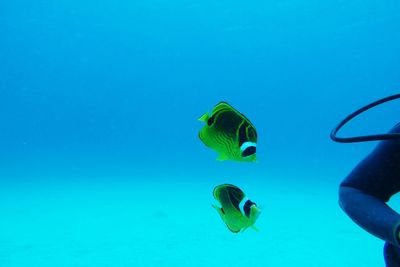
[0,175,390,267]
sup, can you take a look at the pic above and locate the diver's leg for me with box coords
[338,185,400,246]
[384,242,400,267]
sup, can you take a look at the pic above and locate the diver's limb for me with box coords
[384,242,400,267]
[339,185,400,247]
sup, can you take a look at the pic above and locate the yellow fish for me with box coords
[198,102,257,162]
[212,184,261,233]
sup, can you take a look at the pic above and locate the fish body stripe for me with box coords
[238,121,248,147]
[211,109,243,136]
[240,142,257,152]
[239,197,256,218]
[213,101,256,129]
[243,200,255,217]
[239,197,249,216]
[238,121,257,148]
[242,146,256,157]
[208,108,232,127]
[213,131,238,158]
[224,186,245,211]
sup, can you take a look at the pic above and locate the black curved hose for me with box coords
[330,93,400,143]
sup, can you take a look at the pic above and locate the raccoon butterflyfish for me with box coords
[198,102,257,162]
[212,184,261,233]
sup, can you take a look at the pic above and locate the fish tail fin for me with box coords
[198,113,209,122]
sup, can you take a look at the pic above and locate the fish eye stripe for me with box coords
[243,200,255,218]
[242,146,256,157]
[240,141,256,152]
[239,197,249,216]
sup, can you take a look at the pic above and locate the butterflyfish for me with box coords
[198,102,257,162]
[212,184,261,233]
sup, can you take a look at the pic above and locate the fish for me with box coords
[212,184,261,233]
[198,101,257,162]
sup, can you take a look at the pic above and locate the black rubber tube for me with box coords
[330,94,400,143]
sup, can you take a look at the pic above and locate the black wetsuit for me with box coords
[339,124,400,266]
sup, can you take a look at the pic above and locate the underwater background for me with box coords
[1,0,400,266]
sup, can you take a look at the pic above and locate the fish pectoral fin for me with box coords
[198,113,209,122]
[251,225,260,232]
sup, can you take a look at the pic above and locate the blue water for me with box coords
[1,0,400,266]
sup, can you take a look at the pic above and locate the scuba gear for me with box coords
[330,94,400,143]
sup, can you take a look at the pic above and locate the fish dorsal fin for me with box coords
[213,184,241,203]
[200,102,234,122]
[214,184,245,212]
[212,101,237,114]
[212,102,256,130]
[213,184,230,199]
[198,113,209,122]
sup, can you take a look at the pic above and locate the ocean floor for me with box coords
[0,175,388,267]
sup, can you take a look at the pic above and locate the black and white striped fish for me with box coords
[212,184,261,233]
[198,102,257,162]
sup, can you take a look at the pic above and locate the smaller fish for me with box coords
[212,184,261,233]
[198,101,257,162]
